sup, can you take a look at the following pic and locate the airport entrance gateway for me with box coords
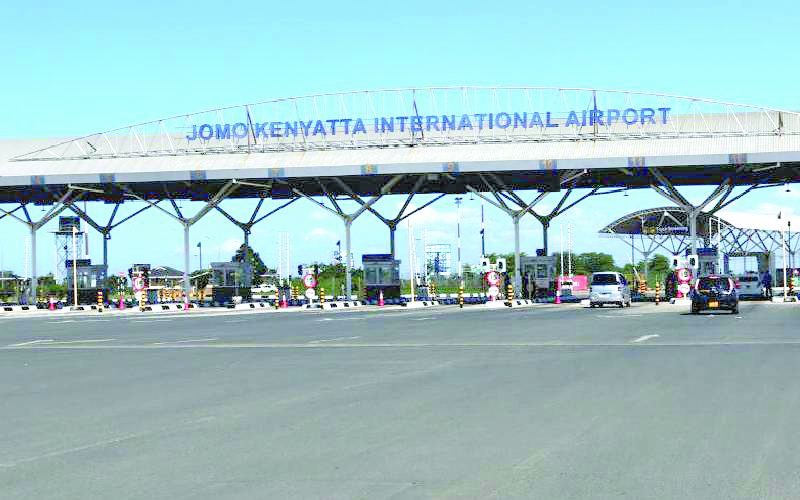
[2,87,799,304]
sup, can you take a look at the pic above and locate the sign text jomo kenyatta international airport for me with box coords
[186,107,671,140]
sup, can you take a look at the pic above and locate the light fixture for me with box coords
[624,188,629,197]
[786,182,791,193]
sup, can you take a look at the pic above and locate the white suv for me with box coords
[589,272,631,308]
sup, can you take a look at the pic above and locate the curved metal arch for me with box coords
[13,86,800,162]
[599,206,734,238]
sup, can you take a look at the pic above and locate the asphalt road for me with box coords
[2,301,799,499]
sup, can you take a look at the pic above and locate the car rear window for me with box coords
[592,274,619,285]
[698,277,731,290]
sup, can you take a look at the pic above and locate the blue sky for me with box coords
[2,0,799,277]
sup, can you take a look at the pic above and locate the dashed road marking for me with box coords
[152,338,218,345]
[308,336,361,344]
[632,334,660,343]
[7,339,54,347]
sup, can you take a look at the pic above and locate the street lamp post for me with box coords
[455,197,463,277]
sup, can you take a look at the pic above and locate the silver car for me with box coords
[589,272,632,308]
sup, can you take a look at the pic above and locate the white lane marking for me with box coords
[413,317,435,321]
[632,334,660,343]
[314,317,367,322]
[131,319,173,323]
[44,339,117,345]
[7,339,54,347]
[225,319,249,323]
[47,320,75,324]
[152,338,218,345]
[307,336,361,344]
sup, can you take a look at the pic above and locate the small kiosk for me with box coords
[362,254,401,303]
[64,259,108,305]
[210,261,253,305]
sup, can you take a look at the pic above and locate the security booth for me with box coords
[520,255,557,298]
[64,259,108,305]
[362,254,401,303]
[210,261,252,305]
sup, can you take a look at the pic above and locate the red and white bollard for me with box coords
[555,285,561,304]
[378,289,384,307]
[280,292,288,308]
[48,297,55,311]
[183,294,189,311]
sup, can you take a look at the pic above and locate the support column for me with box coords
[542,221,549,255]
[183,223,191,302]
[244,228,250,250]
[389,223,396,259]
[688,209,698,255]
[102,232,109,281]
[30,225,37,304]
[345,218,352,298]
[513,215,521,298]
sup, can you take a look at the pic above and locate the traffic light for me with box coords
[298,265,303,276]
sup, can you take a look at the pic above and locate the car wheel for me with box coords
[618,302,624,308]
[732,307,739,315]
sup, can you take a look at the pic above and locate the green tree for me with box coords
[575,252,618,274]
[231,244,268,285]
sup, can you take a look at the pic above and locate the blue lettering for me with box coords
[582,110,587,126]
[255,122,269,138]
[410,116,423,132]
[340,118,352,134]
[488,113,493,129]
[513,112,527,128]
[270,122,282,138]
[426,115,440,131]
[299,120,313,136]
[564,111,580,127]
[215,123,231,139]
[623,108,638,125]
[442,115,457,131]
[590,110,605,126]
[199,124,213,140]
[284,121,297,137]
[186,125,197,141]
[529,112,544,127]
[374,118,379,133]
[458,114,473,130]
[640,108,656,125]
[326,119,338,135]
[313,120,326,136]
[381,117,394,132]
[232,122,247,139]
[545,112,558,127]
[474,114,487,129]
[606,109,620,126]
[658,107,670,124]
[396,116,408,132]
[352,118,366,134]
[495,112,510,129]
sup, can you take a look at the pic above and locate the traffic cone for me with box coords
[555,288,561,304]
[378,289,384,307]
[280,292,288,308]
[48,297,55,311]
[183,294,188,311]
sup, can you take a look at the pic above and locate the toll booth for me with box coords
[210,261,252,304]
[362,254,401,302]
[520,255,557,298]
[695,247,719,276]
[64,259,108,305]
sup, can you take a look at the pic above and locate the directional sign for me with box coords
[678,283,691,295]
[303,274,318,288]
[487,286,500,297]
[305,288,316,299]
[485,271,501,286]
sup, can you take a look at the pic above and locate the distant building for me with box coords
[425,244,452,275]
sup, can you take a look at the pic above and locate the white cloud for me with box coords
[220,238,243,253]
[304,227,337,241]
[309,210,331,220]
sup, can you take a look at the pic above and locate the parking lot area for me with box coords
[2,301,800,499]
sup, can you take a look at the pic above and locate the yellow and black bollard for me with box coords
[506,282,513,305]
[655,282,661,306]
[458,282,465,308]
[320,287,326,304]
[97,289,104,313]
